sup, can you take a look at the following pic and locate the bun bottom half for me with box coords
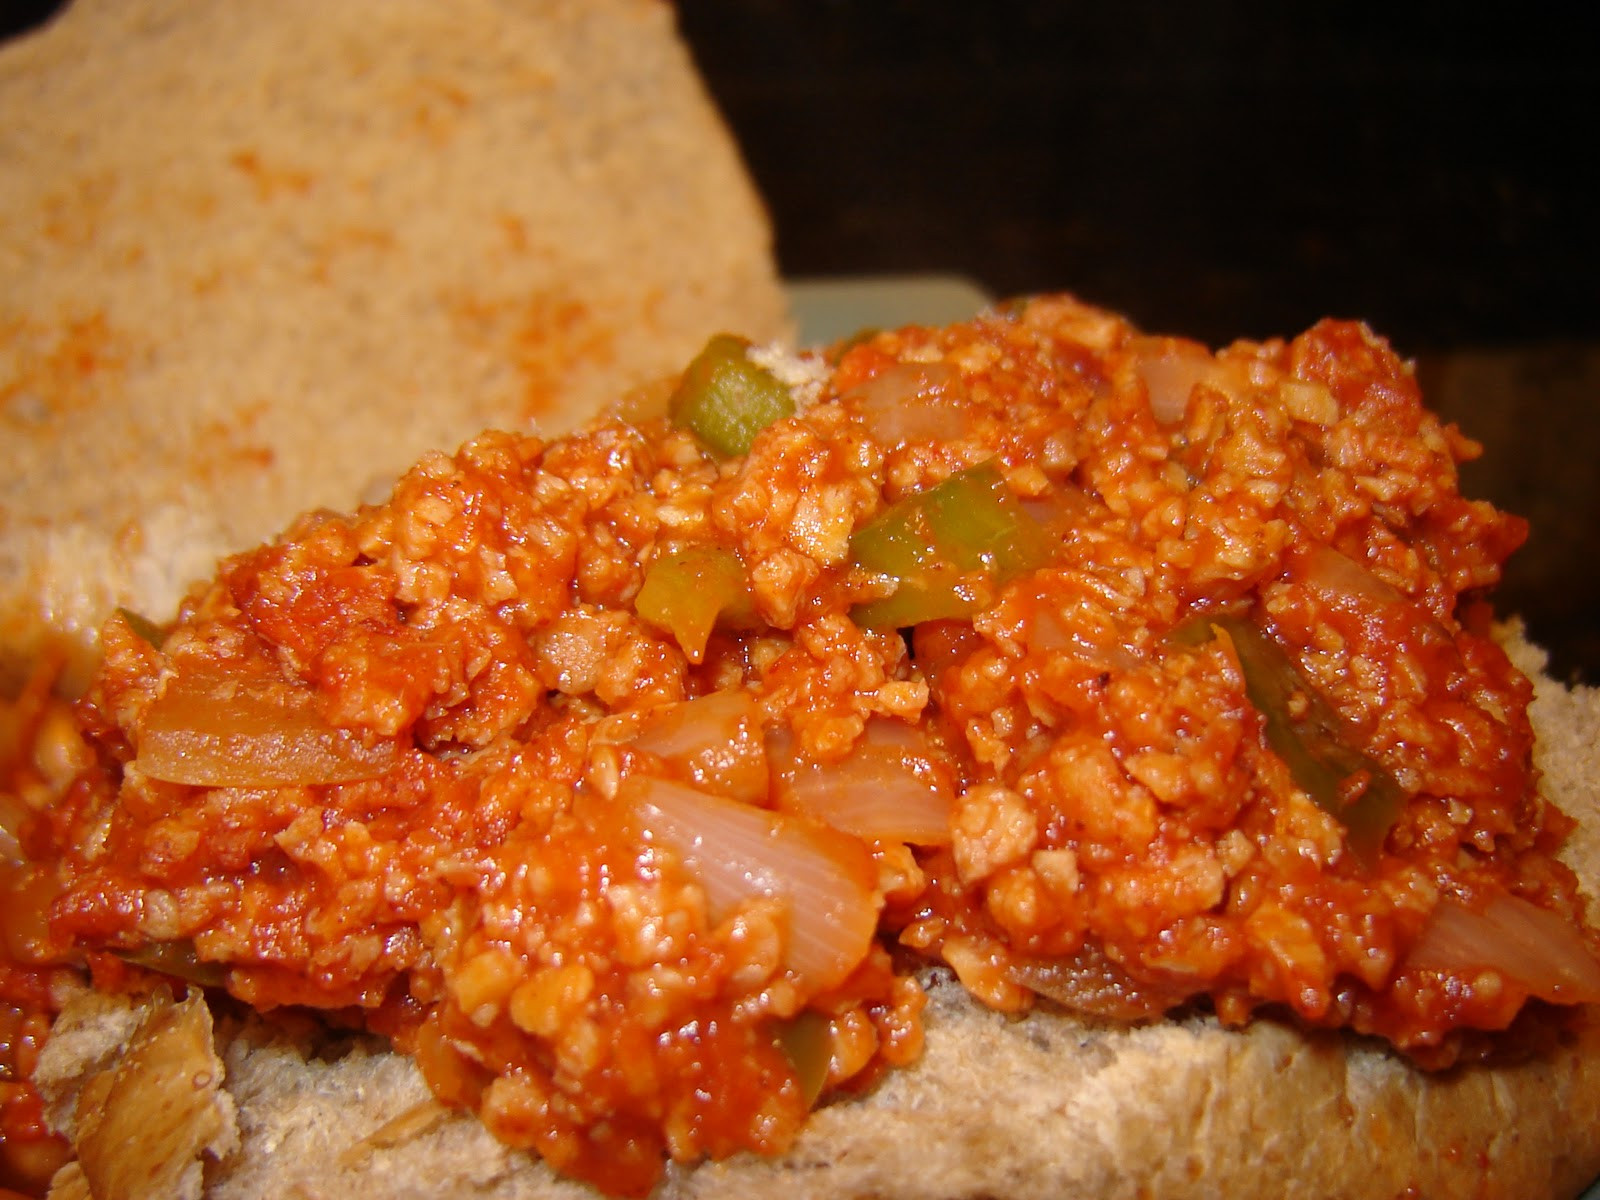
[35,627,1600,1200]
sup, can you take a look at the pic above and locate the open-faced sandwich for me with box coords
[2,0,791,1191]
[3,294,1598,1199]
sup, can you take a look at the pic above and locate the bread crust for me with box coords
[33,627,1600,1199]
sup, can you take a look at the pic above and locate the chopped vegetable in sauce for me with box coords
[114,940,228,989]
[668,332,795,456]
[136,661,398,788]
[633,545,757,663]
[849,462,1052,628]
[6,295,1595,1197]
[1170,613,1404,866]
[773,1009,832,1107]
[112,607,167,649]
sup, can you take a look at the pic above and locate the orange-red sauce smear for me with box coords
[20,295,1597,1196]
[1,652,84,1196]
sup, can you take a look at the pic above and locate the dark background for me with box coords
[677,1,1595,351]
[5,1,1597,681]
[671,1,1600,684]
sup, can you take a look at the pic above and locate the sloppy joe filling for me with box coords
[6,295,1598,1195]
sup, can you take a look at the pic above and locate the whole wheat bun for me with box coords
[32,624,1600,1199]
[0,0,789,692]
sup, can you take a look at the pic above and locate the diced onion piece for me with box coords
[0,790,29,867]
[137,663,397,788]
[1277,378,1339,425]
[1029,607,1143,675]
[1009,942,1188,1022]
[668,334,796,457]
[847,361,967,445]
[625,776,879,993]
[629,689,768,804]
[1132,340,1239,425]
[1406,892,1600,1005]
[0,861,64,964]
[634,545,757,664]
[67,992,231,1200]
[772,718,954,845]
[1297,543,1403,608]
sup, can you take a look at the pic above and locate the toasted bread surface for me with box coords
[0,0,789,691]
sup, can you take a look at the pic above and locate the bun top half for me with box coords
[0,0,790,690]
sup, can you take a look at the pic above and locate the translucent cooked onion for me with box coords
[625,775,878,993]
[848,361,967,444]
[1297,543,1403,608]
[0,861,62,964]
[0,790,28,867]
[627,689,768,804]
[1028,607,1143,674]
[1406,892,1600,1004]
[1018,485,1093,539]
[1133,344,1239,425]
[1008,942,1188,1022]
[137,663,397,788]
[771,719,954,845]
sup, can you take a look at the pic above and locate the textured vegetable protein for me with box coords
[7,296,1600,1196]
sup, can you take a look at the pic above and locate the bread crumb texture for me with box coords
[38,989,234,1200]
[0,0,789,688]
[32,625,1600,1200]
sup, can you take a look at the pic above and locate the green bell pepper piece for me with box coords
[850,463,1050,629]
[1173,614,1404,867]
[635,545,757,662]
[668,334,795,457]
[774,1009,831,1107]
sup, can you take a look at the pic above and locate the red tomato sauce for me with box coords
[4,296,1594,1195]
